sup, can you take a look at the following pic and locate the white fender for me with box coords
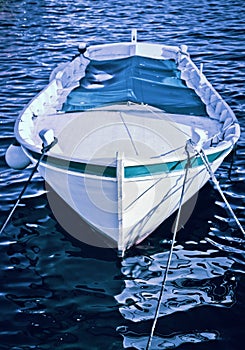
[5,141,31,170]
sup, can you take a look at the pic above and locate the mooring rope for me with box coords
[198,148,245,236]
[0,138,57,236]
[146,142,192,350]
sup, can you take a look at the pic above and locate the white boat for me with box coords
[7,30,240,256]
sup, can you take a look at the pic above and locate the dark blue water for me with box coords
[0,1,244,349]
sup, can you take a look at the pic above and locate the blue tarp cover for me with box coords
[62,56,207,116]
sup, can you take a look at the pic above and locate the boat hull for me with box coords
[30,149,229,254]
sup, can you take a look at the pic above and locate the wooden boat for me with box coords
[7,30,240,256]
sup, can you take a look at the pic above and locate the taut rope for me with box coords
[146,142,192,350]
[0,137,57,236]
[198,148,245,236]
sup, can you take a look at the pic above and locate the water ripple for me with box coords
[116,249,236,322]
[118,328,219,349]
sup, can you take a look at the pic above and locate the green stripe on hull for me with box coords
[124,150,226,178]
[26,148,227,178]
